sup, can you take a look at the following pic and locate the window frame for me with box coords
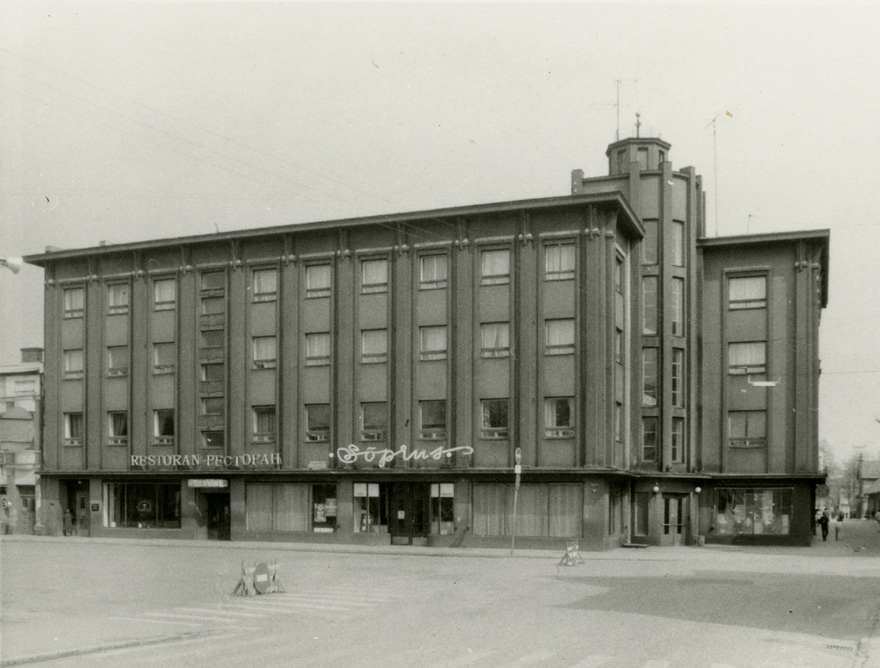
[361,258,389,294]
[728,341,767,375]
[360,402,388,442]
[672,348,685,408]
[361,329,388,364]
[63,349,84,380]
[252,335,278,369]
[108,411,129,446]
[153,409,175,445]
[107,345,129,378]
[419,254,448,290]
[544,397,575,438]
[671,278,685,336]
[152,278,176,311]
[545,319,575,356]
[153,342,175,374]
[480,399,510,440]
[252,268,278,303]
[305,264,332,298]
[305,332,331,366]
[202,431,225,449]
[107,283,130,315]
[480,322,510,359]
[419,325,448,361]
[728,275,767,310]
[671,417,685,463]
[728,410,767,448]
[480,248,511,286]
[63,287,85,318]
[641,416,659,462]
[64,412,84,446]
[252,405,277,442]
[419,400,447,440]
[544,243,576,281]
[305,404,331,442]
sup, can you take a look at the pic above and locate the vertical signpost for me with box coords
[511,447,522,555]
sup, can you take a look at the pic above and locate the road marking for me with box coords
[571,657,613,668]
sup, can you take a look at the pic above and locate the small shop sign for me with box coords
[187,479,229,488]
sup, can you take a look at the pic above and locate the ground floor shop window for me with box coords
[715,488,791,536]
[246,483,337,533]
[104,482,181,528]
[431,483,455,535]
[354,482,388,533]
[472,483,582,538]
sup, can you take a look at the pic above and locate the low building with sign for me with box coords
[24,133,828,549]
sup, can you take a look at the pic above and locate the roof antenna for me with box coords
[615,78,638,141]
[635,112,641,138]
[704,115,720,236]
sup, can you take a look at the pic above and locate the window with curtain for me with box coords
[419,326,447,361]
[481,323,510,358]
[481,249,510,285]
[671,278,684,336]
[728,342,766,375]
[252,406,277,441]
[108,412,128,445]
[107,283,129,314]
[153,278,176,310]
[64,412,83,444]
[729,275,767,310]
[480,399,509,439]
[306,264,331,298]
[545,319,575,355]
[362,259,388,293]
[361,329,388,364]
[672,349,685,407]
[671,417,685,463]
[63,349,83,380]
[642,276,658,335]
[545,243,575,280]
[153,342,175,373]
[420,255,448,289]
[253,268,277,302]
[360,403,387,442]
[642,348,658,407]
[306,404,330,441]
[419,400,447,440]
[641,417,658,462]
[246,484,310,533]
[544,397,574,438]
[671,221,685,267]
[305,332,330,366]
[153,409,175,444]
[64,287,84,318]
[473,484,582,538]
[107,346,128,377]
[253,336,277,368]
[642,220,658,265]
[715,488,791,536]
[728,411,767,447]
[354,482,389,533]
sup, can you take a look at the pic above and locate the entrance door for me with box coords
[206,493,230,540]
[389,483,429,545]
[75,489,90,537]
[661,494,688,546]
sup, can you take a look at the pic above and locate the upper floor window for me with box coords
[641,417,658,462]
[671,417,685,463]
[419,326,447,361]
[545,244,575,281]
[671,278,684,336]
[420,255,448,290]
[614,255,625,294]
[154,409,175,445]
[671,221,685,267]
[107,283,129,315]
[201,397,225,416]
[201,362,224,382]
[544,397,574,438]
[642,220,658,265]
[201,295,225,315]
[361,259,388,294]
[672,349,685,408]
[153,342,175,374]
[360,402,388,442]
[107,346,129,377]
[481,249,510,286]
[481,322,510,358]
[253,268,277,302]
[642,277,658,335]
[153,278,176,311]
[642,348,658,407]
[252,406,277,442]
[108,412,128,446]
[64,412,83,446]
[201,271,225,292]
[253,336,277,369]
[419,400,447,440]
[728,342,766,375]
[200,329,224,349]
[729,410,767,447]
[64,287,84,318]
[202,431,225,449]
[361,329,388,364]
[63,349,84,380]
[306,264,331,298]
[480,399,509,440]
[729,276,767,310]
[545,319,575,355]
[305,332,330,366]
[637,147,649,170]
[305,404,330,442]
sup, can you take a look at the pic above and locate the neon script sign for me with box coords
[336,444,474,468]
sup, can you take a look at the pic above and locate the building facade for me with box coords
[25,135,829,548]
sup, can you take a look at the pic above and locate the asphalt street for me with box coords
[2,519,880,668]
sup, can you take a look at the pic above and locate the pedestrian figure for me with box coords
[835,512,843,541]
[818,510,830,541]
[63,509,73,536]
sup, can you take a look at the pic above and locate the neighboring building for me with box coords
[24,133,829,548]
[0,348,43,533]
[860,461,880,518]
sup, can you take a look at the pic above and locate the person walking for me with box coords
[835,512,844,541]
[818,510,830,541]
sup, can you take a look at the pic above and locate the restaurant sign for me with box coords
[131,453,282,470]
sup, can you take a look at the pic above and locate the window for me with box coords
[615,401,623,442]
[634,492,650,536]
[481,399,509,439]
[253,336,277,369]
[419,326,447,361]
[715,488,791,536]
[431,483,455,535]
[729,276,767,310]
[362,258,388,294]
[305,333,330,366]
[201,363,223,382]
[641,417,658,462]
[64,412,83,446]
[108,412,128,445]
[671,278,684,336]
[642,348,658,407]
[64,287,84,318]
[728,342,767,375]
[658,150,666,166]
[729,411,767,447]
[252,406,277,442]
[481,323,510,358]
[614,255,624,294]
[360,403,388,442]
[617,149,627,173]
[642,221,658,265]
[672,349,685,407]
[306,264,331,298]
[545,397,574,438]
[306,404,330,442]
[642,276,658,335]
[13,380,35,396]
[545,244,575,281]
[637,147,648,170]
[200,329,224,349]
[201,397,225,416]
[202,431,224,449]
[107,346,128,377]
[481,249,510,285]
[201,295,224,315]
[153,342,175,374]
[201,272,225,314]
[671,417,685,463]
[615,328,624,364]
[420,255,448,289]
[361,329,388,364]
[472,483,583,538]
[201,271,225,291]
[104,482,181,529]
[107,283,129,314]
[671,221,685,267]
[354,482,389,533]
[419,400,447,440]
[63,349,84,380]
[153,278,176,311]
[545,319,575,356]
[154,409,175,445]
[253,268,277,302]
[246,483,337,533]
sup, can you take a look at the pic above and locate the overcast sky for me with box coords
[1,2,878,464]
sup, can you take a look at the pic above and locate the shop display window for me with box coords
[104,482,181,529]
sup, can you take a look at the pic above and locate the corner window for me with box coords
[642,220,658,265]
[361,329,388,364]
[360,403,388,442]
[419,400,447,440]
[671,221,685,267]
[642,276,658,335]
[481,249,510,286]
[306,264,331,298]
[545,319,575,355]
[728,342,766,375]
[153,278,176,311]
[305,333,330,366]
[306,404,330,442]
[153,342,175,374]
[253,268,277,302]
[671,278,684,336]
[107,346,129,377]
[64,412,83,446]
[419,326,447,361]
[64,287,85,318]
[63,349,84,380]
[729,411,767,447]
[253,336,277,369]
[361,259,388,294]
[642,348,658,407]
[420,255,448,290]
[480,399,509,440]
[544,397,574,438]
[729,276,767,310]
[154,409,175,445]
[107,283,129,315]
[252,406,277,442]
[108,412,128,446]
[641,417,658,462]
[545,244,575,281]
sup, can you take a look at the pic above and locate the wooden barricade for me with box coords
[558,542,585,566]
[232,559,285,596]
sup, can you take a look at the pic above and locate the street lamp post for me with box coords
[510,447,522,555]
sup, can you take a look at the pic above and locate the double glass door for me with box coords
[389,483,429,545]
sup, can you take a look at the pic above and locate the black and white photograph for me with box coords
[1,2,880,666]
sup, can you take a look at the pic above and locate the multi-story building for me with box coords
[24,133,829,548]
